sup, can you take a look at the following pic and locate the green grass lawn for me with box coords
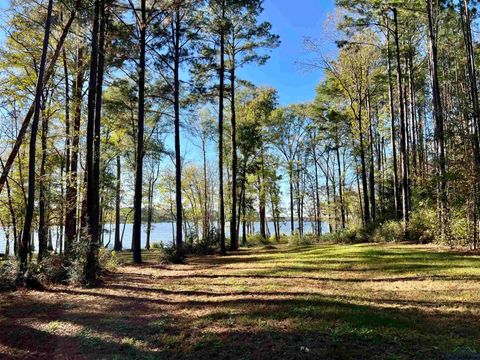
[1,244,479,359]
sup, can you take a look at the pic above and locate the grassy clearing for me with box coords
[0,244,479,359]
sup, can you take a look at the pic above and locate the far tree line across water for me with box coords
[0,221,331,256]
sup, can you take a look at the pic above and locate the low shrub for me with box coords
[38,255,69,284]
[99,248,119,272]
[189,227,220,255]
[159,245,186,264]
[151,242,162,249]
[449,211,469,247]
[245,234,271,245]
[320,226,367,244]
[17,263,43,290]
[288,232,319,246]
[372,221,403,243]
[408,208,436,244]
[0,260,18,291]
[67,239,90,285]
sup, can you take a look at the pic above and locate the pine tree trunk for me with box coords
[385,17,401,219]
[65,42,83,256]
[114,156,122,251]
[393,7,410,235]
[173,7,184,250]
[19,0,54,272]
[218,0,226,254]
[84,0,105,284]
[230,63,238,250]
[425,0,447,237]
[132,0,146,263]
[38,109,49,262]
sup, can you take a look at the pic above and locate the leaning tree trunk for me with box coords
[0,1,80,196]
[19,0,54,272]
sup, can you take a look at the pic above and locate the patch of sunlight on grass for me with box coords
[46,320,62,332]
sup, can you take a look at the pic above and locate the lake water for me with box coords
[0,221,330,255]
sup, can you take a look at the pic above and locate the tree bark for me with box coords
[385,16,401,219]
[19,0,54,272]
[65,42,84,256]
[114,156,122,251]
[0,1,80,196]
[393,7,409,234]
[218,0,226,254]
[173,7,183,250]
[132,0,146,263]
[425,0,447,237]
[38,107,50,262]
[229,63,238,250]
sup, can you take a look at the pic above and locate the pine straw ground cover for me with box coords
[0,244,479,360]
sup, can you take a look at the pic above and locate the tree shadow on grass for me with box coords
[3,285,477,359]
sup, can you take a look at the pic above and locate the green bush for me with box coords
[288,232,319,246]
[190,227,220,255]
[372,221,403,243]
[450,211,469,247]
[408,208,436,244]
[99,248,119,272]
[319,226,367,244]
[159,245,186,264]
[67,238,91,285]
[17,263,43,290]
[245,233,275,246]
[151,242,162,249]
[38,255,69,284]
[0,260,18,291]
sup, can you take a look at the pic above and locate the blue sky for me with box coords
[238,0,335,105]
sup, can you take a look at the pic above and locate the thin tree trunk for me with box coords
[289,162,295,235]
[146,176,153,250]
[65,42,83,256]
[357,84,370,225]
[85,0,105,284]
[38,107,49,262]
[393,7,409,235]
[335,136,345,229]
[173,7,183,250]
[0,2,80,195]
[385,17,401,219]
[426,0,447,237]
[132,0,146,263]
[367,92,376,221]
[19,0,54,272]
[230,63,238,250]
[218,0,226,254]
[114,156,122,251]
